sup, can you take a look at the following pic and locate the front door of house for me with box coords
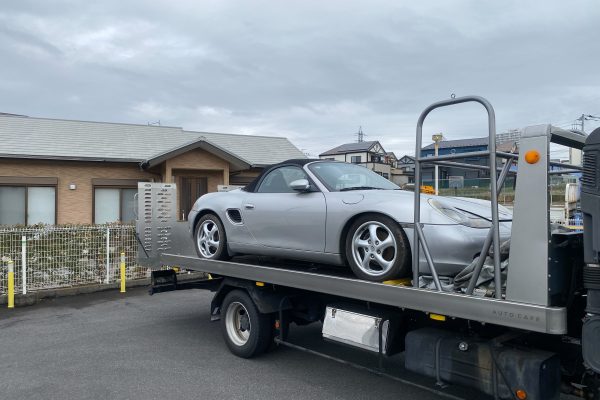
[180,177,208,220]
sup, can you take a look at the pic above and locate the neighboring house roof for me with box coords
[319,140,380,156]
[0,114,305,169]
[421,137,489,151]
[386,151,397,159]
[399,155,415,163]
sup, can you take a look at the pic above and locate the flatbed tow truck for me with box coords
[137,96,600,400]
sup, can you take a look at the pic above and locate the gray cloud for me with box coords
[0,0,598,158]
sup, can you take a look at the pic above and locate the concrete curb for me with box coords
[0,272,207,307]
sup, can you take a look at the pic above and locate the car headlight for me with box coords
[428,199,491,229]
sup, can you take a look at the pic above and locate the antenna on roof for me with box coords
[356,126,365,143]
[148,120,161,126]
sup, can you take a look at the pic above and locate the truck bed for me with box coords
[160,252,566,334]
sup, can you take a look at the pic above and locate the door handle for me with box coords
[244,204,255,210]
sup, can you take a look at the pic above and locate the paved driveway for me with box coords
[0,287,484,400]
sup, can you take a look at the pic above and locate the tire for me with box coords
[345,213,410,281]
[194,213,230,260]
[221,290,274,358]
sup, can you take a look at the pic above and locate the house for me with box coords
[420,137,490,183]
[0,114,305,225]
[418,136,522,187]
[386,151,415,186]
[319,141,393,179]
[394,155,415,185]
[386,152,398,167]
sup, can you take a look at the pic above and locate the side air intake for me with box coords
[226,209,243,224]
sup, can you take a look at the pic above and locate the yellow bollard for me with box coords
[120,252,126,293]
[7,260,15,308]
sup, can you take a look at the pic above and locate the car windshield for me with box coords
[308,162,399,192]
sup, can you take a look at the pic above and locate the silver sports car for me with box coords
[188,159,512,282]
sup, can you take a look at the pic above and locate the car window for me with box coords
[257,166,309,193]
[308,162,399,191]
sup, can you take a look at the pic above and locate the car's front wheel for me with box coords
[194,213,229,260]
[345,214,410,281]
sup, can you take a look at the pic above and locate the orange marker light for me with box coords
[516,389,527,399]
[524,150,540,164]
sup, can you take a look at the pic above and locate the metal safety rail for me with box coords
[412,95,585,303]
[413,96,502,296]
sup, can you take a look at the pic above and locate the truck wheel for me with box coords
[221,290,273,358]
[345,214,410,281]
[194,214,229,260]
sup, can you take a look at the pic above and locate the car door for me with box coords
[242,165,327,252]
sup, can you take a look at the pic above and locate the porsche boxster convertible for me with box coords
[188,159,512,282]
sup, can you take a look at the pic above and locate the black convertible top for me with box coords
[244,158,321,192]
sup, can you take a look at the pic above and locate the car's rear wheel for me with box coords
[221,290,274,358]
[194,214,229,260]
[345,214,410,281]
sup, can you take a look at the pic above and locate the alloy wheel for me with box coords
[351,221,397,277]
[197,220,220,258]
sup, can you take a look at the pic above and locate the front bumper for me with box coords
[405,222,512,276]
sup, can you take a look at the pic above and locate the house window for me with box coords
[382,173,389,179]
[0,184,56,225]
[350,156,361,163]
[94,187,138,224]
[92,179,144,224]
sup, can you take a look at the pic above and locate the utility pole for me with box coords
[432,133,444,195]
[572,114,600,134]
[571,114,600,165]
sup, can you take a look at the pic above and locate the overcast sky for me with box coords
[1,0,599,158]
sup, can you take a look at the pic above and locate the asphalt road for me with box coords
[0,287,486,400]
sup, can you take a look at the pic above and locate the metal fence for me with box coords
[0,224,149,295]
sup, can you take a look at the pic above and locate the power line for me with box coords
[574,114,600,133]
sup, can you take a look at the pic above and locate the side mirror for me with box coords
[289,179,311,192]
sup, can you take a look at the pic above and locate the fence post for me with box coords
[21,235,27,295]
[7,260,14,308]
[105,227,110,284]
[120,252,126,293]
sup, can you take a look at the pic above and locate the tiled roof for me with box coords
[0,114,305,167]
